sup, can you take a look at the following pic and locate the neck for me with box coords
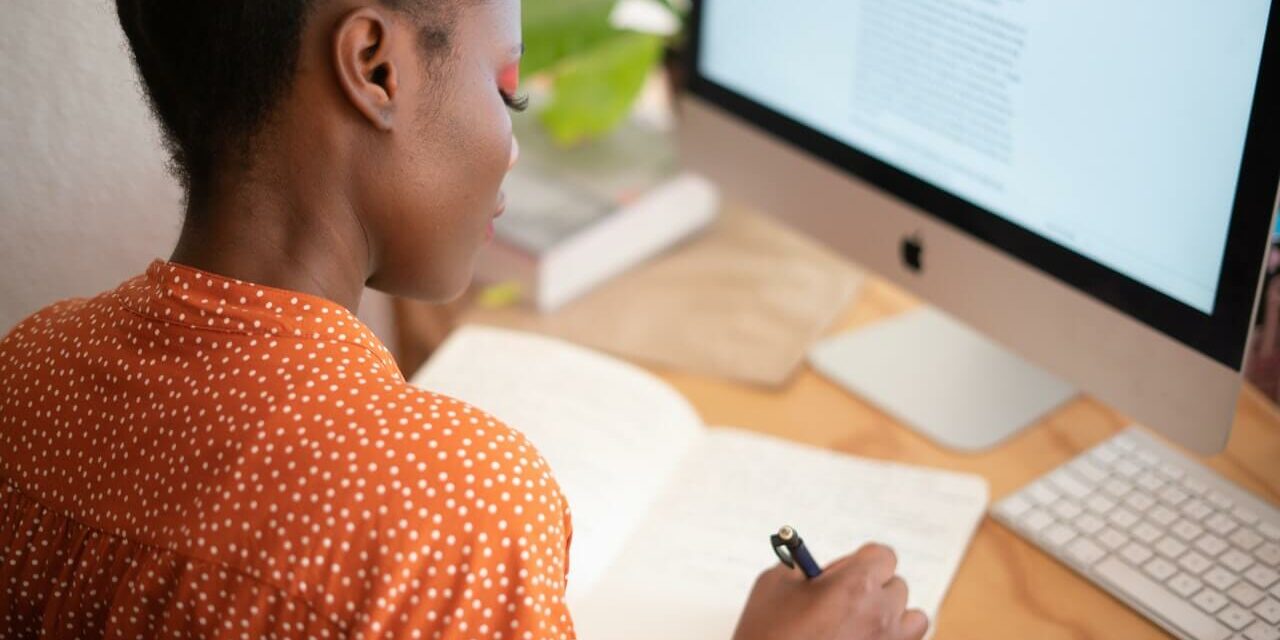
[169,166,372,312]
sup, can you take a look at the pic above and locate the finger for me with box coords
[884,575,909,613]
[756,563,794,588]
[850,543,898,584]
[897,609,929,640]
[821,551,861,575]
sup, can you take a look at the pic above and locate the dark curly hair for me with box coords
[115,0,454,204]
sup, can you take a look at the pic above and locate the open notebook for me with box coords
[410,326,988,639]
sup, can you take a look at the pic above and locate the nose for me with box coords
[508,135,520,171]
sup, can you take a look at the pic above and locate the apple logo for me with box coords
[901,233,924,273]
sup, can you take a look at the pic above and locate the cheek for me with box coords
[404,95,509,218]
[392,90,512,285]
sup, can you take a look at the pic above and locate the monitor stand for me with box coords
[808,307,1077,452]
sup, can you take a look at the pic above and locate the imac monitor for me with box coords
[679,1,1280,453]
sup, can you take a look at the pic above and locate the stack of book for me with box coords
[475,114,719,312]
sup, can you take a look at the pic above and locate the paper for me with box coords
[411,326,704,599]
[412,327,989,637]
[572,429,989,639]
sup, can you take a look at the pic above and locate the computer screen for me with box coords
[698,0,1272,315]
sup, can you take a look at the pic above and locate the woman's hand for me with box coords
[731,543,928,640]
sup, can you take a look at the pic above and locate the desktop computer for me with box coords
[678,2,1280,638]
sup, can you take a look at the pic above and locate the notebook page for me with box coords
[573,428,988,639]
[409,326,705,600]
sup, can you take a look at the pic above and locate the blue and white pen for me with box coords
[771,525,823,579]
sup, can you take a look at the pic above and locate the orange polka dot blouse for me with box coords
[0,261,575,639]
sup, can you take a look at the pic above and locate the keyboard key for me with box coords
[1066,538,1106,566]
[1020,508,1054,533]
[1070,458,1108,483]
[1168,572,1203,598]
[1122,542,1154,566]
[1245,566,1279,590]
[1049,470,1091,499]
[1076,513,1105,535]
[1231,528,1265,552]
[1134,449,1159,467]
[1108,507,1140,530]
[1051,500,1083,521]
[1027,482,1059,505]
[1137,471,1165,492]
[1042,523,1077,549]
[1159,485,1190,507]
[1182,476,1209,495]
[1133,521,1163,544]
[1179,551,1213,575]
[1087,495,1117,515]
[1149,505,1179,527]
[1198,534,1231,558]
[1255,597,1280,624]
[1260,522,1280,541]
[995,494,1033,520]
[1103,478,1132,499]
[1113,434,1137,451]
[1205,566,1240,591]
[1133,448,1158,466]
[1233,507,1260,526]
[1115,459,1142,478]
[1223,548,1256,573]
[1144,557,1177,581]
[1194,588,1230,614]
[1095,557,1232,640]
[1158,461,1185,480]
[1243,621,1280,640]
[1217,604,1255,631]
[1258,543,1280,567]
[1125,492,1156,512]
[1183,498,1215,521]
[1091,445,1120,465]
[1207,491,1236,510]
[1207,513,1240,536]
[1174,519,1206,542]
[1155,536,1187,559]
[1098,527,1129,551]
[1229,581,1265,607]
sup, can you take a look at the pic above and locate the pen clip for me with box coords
[770,532,797,569]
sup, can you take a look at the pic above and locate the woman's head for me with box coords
[116,0,522,302]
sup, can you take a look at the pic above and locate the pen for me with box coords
[771,525,823,579]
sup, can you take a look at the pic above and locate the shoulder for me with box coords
[323,381,565,523]
[257,380,573,631]
[0,288,124,378]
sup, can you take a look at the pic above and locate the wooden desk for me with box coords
[396,274,1280,639]
[643,277,1280,640]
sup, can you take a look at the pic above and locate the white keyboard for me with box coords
[992,427,1280,640]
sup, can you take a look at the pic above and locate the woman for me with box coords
[0,1,928,638]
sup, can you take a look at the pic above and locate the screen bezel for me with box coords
[684,1,1280,370]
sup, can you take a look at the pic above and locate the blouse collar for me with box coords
[114,260,400,375]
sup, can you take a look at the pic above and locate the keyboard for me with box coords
[991,427,1280,640]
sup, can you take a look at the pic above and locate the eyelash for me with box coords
[501,90,529,113]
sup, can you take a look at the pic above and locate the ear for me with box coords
[333,8,400,131]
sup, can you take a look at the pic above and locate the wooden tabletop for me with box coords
[644,277,1280,640]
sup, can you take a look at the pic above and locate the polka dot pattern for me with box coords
[0,260,575,639]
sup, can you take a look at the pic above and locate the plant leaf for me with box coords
[521,0,619,79]
[538,32,664,147]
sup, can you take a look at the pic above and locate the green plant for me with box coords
[522,0,686,146]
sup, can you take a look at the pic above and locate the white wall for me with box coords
[0,0,396,351]
[1,0,182,331]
